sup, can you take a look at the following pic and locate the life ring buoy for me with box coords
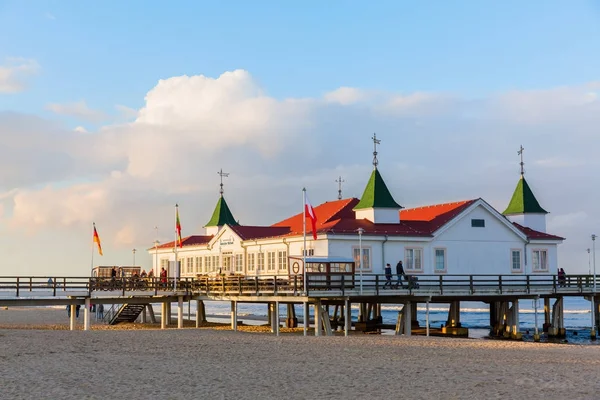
[292,262,300,274]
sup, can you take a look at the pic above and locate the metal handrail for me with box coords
[0,274,597,298]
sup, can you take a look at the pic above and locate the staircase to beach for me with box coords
[108,304,146,325]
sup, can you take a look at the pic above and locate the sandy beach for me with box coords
[1,307,600,400]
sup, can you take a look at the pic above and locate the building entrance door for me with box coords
[222,255,233,274]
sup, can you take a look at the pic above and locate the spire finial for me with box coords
[335,176,345,200]
[217,169,230,196]
[518,145,525,176]
[372,133,381,169]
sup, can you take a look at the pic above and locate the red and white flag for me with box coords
[305,193,318,240]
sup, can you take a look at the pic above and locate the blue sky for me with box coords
[2,0,599,115]
[1,1,599,275]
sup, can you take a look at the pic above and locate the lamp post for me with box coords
[593,235,597,293]
[154,240,160,276]
[592,235,597,336]
[588,248,592,276]
[132,248,137,266]
[357,227,364,295]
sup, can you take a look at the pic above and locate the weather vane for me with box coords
[335,176,345,200]
[372,133,381,169]
[518,145,525,176]
[217,169,230,195]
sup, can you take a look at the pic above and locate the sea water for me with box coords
[174,296,598,345]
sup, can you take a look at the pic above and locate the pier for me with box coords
[1,274,598,340]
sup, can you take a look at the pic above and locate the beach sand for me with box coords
[1,307,600,399]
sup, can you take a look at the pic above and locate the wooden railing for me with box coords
[0,274,598,298]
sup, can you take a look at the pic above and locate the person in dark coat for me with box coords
[383,263,393,289]
[396,260,405,288]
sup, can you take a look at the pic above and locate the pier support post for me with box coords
[161,302,167,329]
[344,299,351,337]
[286,304,298,328]
[267,303,272,326]
[591,296,597,340]
[511,299,521,340]
[274,301,280,336]
[84,298,91,331]
[543,297,551,332]
[425,300,430,337]
[147,304,156,323]
[195,300,201,328]
[231,301,238,331]
[177,296,183,329]
[411,302,419,328]
[534,297,540,342]
[404,301,412,336]
[303,302,309,336]
[198,300,206,323]
[141,306,147,324]
[69,304,76,331]
[315,299,322,337]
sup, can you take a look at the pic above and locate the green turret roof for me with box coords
[503,175,548,215]
[354,168,402,210]
[205,196,239,227]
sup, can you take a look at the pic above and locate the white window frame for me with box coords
[212,255,219,272]
[352,246,372,271]
[257,253,265,271]
[433,248,447,273]
[235,254,244,273]
[247,253,255,272]
[187,258,193,274]
[196,256,202,274]
[510,249,522,273]
[160,258,169,271]
[302,248,314,257]
[267,251,276,271]
[278,250,288,271]
[405,248,423,273]
[532,249,548,272]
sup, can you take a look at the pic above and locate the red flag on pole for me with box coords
[304,194,318,240]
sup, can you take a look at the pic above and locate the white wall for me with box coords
[433,205,527,275]
[507,213,547,233]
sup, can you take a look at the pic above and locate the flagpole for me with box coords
[91,222,95,276]
[302,188,307,294]
[174,204,178,292]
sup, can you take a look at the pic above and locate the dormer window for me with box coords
[471,219,485,228]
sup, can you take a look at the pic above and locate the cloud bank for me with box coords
[1,70,599,274]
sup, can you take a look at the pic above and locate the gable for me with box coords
[207,225,245,250]
[435,203,526,243]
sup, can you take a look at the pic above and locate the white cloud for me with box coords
[46,100,108,122]
[74,126,88,133]
[0,58,39,93]
[324,87,367,105]
[1,71,600,274]
[115,104,138,120]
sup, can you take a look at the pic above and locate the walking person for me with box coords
[383,263,393,289]
[396,260,405,288]
[97,304,104,320]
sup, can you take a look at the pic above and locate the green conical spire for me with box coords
[503,176,548,215]
[205,196,239,227]
[354,168,402,210]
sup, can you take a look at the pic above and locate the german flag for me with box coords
[93,223,103,256]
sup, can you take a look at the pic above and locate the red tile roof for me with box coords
[154,235,213,250]
[150,198,563,247]
[229,225,291,240]
[512,223,565,241]
[270,198,474,237]
[400,200,477,233]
